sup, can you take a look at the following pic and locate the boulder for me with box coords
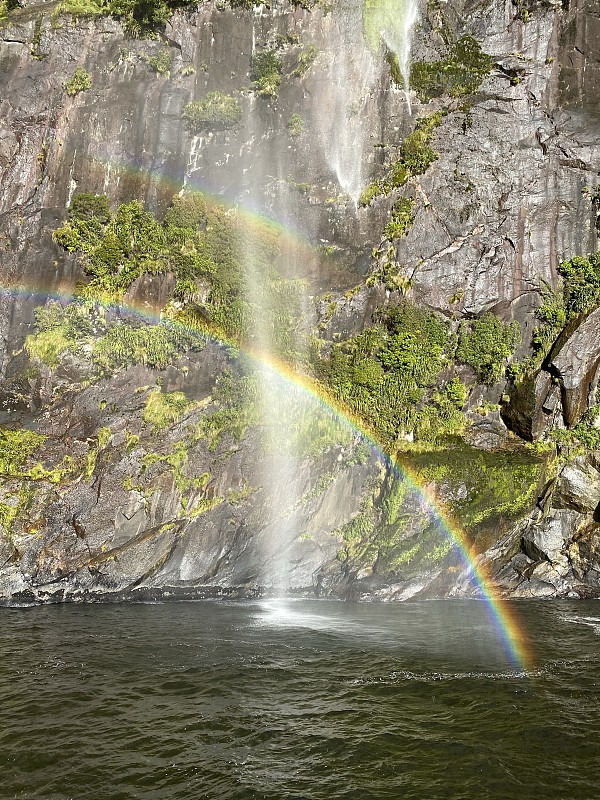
[521,508,579,566]
[555,458,600,514]
[550,307,600,426]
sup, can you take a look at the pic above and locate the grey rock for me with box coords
[0,0,599,602]
[550,307,600,425]
[522,508,579,565]
[555,458,600,514]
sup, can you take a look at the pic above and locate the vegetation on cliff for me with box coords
[182,92,243,132]
[311,299,520,450]
[50,191,304,361]
[359,112,443,208]
[410,36,494,101]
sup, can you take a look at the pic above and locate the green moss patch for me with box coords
[359,112,442,208]
[411,36,493,101]
[407,441,546,542]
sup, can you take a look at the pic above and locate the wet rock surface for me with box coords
[0,0,600,602]
[550,307,600,425]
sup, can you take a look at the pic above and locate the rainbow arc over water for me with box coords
[0,278,533,671]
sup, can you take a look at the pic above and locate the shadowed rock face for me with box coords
[0,0,600,603]
[551,307,600,425]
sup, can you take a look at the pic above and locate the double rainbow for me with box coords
[0,275,533,671]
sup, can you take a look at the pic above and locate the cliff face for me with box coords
[0,0,599,604]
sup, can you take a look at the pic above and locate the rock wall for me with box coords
[1,0,600,603]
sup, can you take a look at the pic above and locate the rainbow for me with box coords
[0,278,533,671]
[69,154,323,252]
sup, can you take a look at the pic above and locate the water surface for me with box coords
[1,599,599,799]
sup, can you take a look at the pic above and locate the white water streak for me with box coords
[380,0,419,115]
[318,1,377,206]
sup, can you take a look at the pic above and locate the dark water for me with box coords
[1,599,599,800]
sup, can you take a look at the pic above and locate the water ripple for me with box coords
[1,598,600,799]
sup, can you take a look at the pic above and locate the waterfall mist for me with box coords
[237,89,310,596]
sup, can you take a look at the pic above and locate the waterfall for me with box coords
[381,0,419,114]
[318,0,419,204]
[241,228,301,595]
[237,90,309,596]
[318,0,377,206]
[363,0,419,114]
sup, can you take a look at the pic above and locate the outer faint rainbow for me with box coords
[76,154,320,253]
[0,279,534,670]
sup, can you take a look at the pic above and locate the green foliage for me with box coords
[385,50,402,86]
[147,47,172,75]
[93,322,200,373]
[410,443,544,533]
[140,441,213,514]
[358,183,382,208]
[313,301,461,446]
[182,92,243,132]
[414,379,468,442]
[25,296,203,376]
[290,407,354,458]
[104,0,188,37]
[25,301,96,368]
[310,472,335,498]
[558,252,600,318]
[53,190,304,354]
[0,484,36,535]
[365,255,413,294]
[227,484,254,505]
[54,193,186,300]
[226,0,264,7]
[337,490,378,564]
[411,36,493,101]
[143,388,191,431]
[0,0,21,25]
[163,192,207,230]
[359,113,442,208]
[69,192,111,223]
[0,429,46,476]
[551,405,600,454]
[64,67,92,97]
[512,0,532,23]
[25,327,74,368]
[53,0,104,19]
[291,44,318,78]
[53,0,196,34]
[199,372,260,451]
[287,113,304,138]
[250,49,282,97]
[514,252,600,380]
[456,313,521,384]
[511,251,600,382]
[398,113,442,174]
[383,197,414,241]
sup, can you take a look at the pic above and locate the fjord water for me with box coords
[2,600,599,800]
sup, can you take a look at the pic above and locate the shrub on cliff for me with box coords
[64,67,92,97]
[250,49,282,97]
[456,313,521,384]
[411,36,493,101]
[359,112,442,208]
[0,0,21,24]
[558,252,600,317]
[182,92,243,132]
[312,301,463,444]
